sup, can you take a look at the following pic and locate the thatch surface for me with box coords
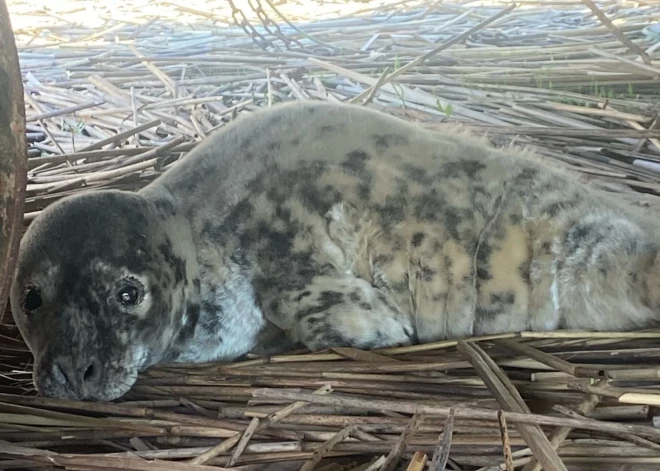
[3,0,660,469]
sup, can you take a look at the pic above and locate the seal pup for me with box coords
[10,101,660,401]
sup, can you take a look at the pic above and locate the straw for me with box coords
[3,1,660,470]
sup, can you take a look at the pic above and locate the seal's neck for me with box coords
[142,185,270,364]
[177,254,268,363]
[137,185,207,363]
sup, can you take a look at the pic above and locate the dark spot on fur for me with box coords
[518,260,531,283]
[201,220,221,241]
[391,280,408,294]
[314,329,351,349]
[490,291,515,305]
[421,266,436,280]
[291,138,300,146]
[199,300,223,334]
[544,202,562,217]
[349,292,361,302]
[295,291,312,302]
[509,213,522,224]
[343,150,370,173]
[298,181,340,214]
[221,199,255,240]
[154,199,176,216]
[371,134,409,150]
[254,221,294,258]
[306,316,323,327]
[375,194,407,229]
[476,243,493,281]
[564,222,604,264]
[357,183,371,200]
[318,124,337,134]
[476,306,502,321]
[564,223,592,251]
[158,240,185,283]
[359,302,372,310]
[178,302,201,340]
[246,172,268,193]
[413,191,446,222]
[275,205,292,222]
[393,236,404,252]
[375,254,394,265]
[516,168,539,182]
[441,160,486,179]
[178,174,199,193]
[268,298,280,314]
[445,208,470,241]
[411,232,426,247]
[404,164,433,185]
[296,290,345,322]
[267,142,281,152]
[477,267,492,281]
[319,290,343,305]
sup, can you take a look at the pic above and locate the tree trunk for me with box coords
[0,0,27,323]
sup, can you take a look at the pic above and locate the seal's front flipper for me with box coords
[268,275,416,352]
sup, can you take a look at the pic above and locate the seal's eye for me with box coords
[117,285,139,306]
[23,287,42,312]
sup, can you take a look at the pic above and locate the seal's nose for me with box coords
[48,358,99,394]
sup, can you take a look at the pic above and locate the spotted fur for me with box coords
[10,101,660,401]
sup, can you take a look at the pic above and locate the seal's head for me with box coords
[10,189,198,401]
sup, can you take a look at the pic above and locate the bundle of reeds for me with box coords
[3,0,660,469]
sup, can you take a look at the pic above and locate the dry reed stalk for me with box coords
[300,425,357,471]
[428,410,454,471]
[250,388,660,438]
[189,385,332,465]
[580,0,652,65]
[378,414,422,471]
[497,412,514,471]
[458,341,567,471]
[404,451,427,471]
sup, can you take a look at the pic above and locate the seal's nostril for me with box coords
[83,363,96,382]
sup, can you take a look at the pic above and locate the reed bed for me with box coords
[3,0,660,469]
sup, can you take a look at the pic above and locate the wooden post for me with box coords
[0,0,27,323]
